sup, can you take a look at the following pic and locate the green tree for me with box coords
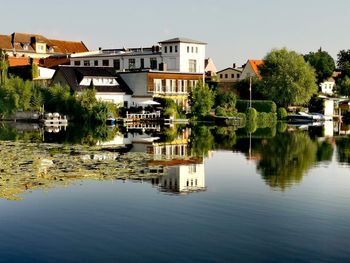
[304,48,335,84]
[189,80,215,118]
[0,49,8,85]
[259,48,318,107]
[337,49,350,77]
[335,76,350,96]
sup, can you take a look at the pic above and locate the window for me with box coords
[140,58,144,69]
[113,59,120,70]
[102,60,109,66]
[74,60,80,66]
[187,46,190,53]
[189,59,197,73]
[220,74,223,78]
[225,74,228,78]
[178,80,182,92]
[84,60,90,66]
[231,74,234,78]
[164,46,167,53]
[154,79,162,93]
[170,46,173,53]
[196,47,198,53]
[237,74,240,78]
[150,58,157,70]
[175,45,178,53]
[191,47,194,53]
[128,58,135,69]
[94,60,98,66]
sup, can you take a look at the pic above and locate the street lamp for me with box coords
[249,74,252,108]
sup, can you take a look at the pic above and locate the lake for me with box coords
[0,121,350,262]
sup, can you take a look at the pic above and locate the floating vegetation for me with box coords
[0,141,166,200]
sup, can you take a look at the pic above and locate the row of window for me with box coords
[153,79,198,93]
[220,73,240,79]
[187,46,198,53]
[74,57,159,70]
[163,45,178,53]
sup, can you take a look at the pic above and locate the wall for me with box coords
[179,43,205,73]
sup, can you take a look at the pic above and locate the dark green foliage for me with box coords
[308,95,324,113]
[256,112,277,127]
[8,65,33,80]
[214,90,237,116]
[154,97,185,118]
[189,125,215,157]
[316,141,334,162]
[233,77,265,100]
[277,107,288,120]
[337,49,350,77]
[335,76,350,96]
[336,137,350,164]
[304,49,335,84]
[236,100,276,113]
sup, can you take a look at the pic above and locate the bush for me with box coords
[277,107,288,120]
[236,100,276,113]
[215,106,226,116]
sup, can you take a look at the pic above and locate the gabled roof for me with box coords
[0,32,88,54]
[247,59,264,78]
[217,67,243,74]
[159,37,206,45]
[48,39,88,54]
[54,66,133,94]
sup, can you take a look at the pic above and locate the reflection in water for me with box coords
[0,121,343,198]
[257,132,318,190]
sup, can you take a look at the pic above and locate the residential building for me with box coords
[319,72,341,95]
[0,32,88,59]
[118,70,203,110]
[70,37,206,74]
[52,66,133,107]
[217,65,243,83]
[240,59,264,80]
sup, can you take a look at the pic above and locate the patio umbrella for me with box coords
[138,100,161,105]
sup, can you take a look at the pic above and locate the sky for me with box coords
[1,0,350,69]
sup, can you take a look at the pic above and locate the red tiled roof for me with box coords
[48,39,88,54]
[40,57,70,69]
[0,32,88,54]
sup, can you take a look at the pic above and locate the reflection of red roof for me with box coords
[248,59,264,79]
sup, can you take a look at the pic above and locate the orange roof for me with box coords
[0,35,12,49]
[48,39,88,54]
[248,59,264,79]
[40,57,70,69]
[7,57,40,67]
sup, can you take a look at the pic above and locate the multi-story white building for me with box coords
[70,37,206,74]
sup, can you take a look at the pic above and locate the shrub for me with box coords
[277,107,288,120]
[236,100,276,113]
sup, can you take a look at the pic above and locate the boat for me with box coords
[286,112,314,123]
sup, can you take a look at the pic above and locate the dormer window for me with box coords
[23,43,29,51]
[49,47,54,53]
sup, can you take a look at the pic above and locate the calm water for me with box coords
[0,122,350,262]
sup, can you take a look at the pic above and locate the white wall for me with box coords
[179,43,205,73]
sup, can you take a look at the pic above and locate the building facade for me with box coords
[70,37,206,74]
[240,59,263,80]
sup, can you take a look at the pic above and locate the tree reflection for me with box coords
[257,132,317,190]
[190,125,214,157]
[336,137,350,164]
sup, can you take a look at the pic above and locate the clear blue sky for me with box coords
[1,0,350,69]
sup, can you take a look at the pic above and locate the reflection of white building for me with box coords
[157,163,206,193]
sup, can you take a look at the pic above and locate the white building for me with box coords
[70,37,206,74]
[320,77,336,95]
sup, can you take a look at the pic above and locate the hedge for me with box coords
[236,100,277,113]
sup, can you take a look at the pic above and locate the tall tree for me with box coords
[259,48,318,107]
[304,48,335,84]
[337,49,350,77]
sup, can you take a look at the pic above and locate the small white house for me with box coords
[320,77,336,95]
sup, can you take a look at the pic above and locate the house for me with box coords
[118,70,203,110]
[70,37,206,74]
[240,59,264,80]
[204,58,217,82]
[319,72,341,95]
[52,66,133,107]
[0,32,88,59]
[217,64,243,83]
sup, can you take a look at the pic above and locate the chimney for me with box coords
[233,63,236,68]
